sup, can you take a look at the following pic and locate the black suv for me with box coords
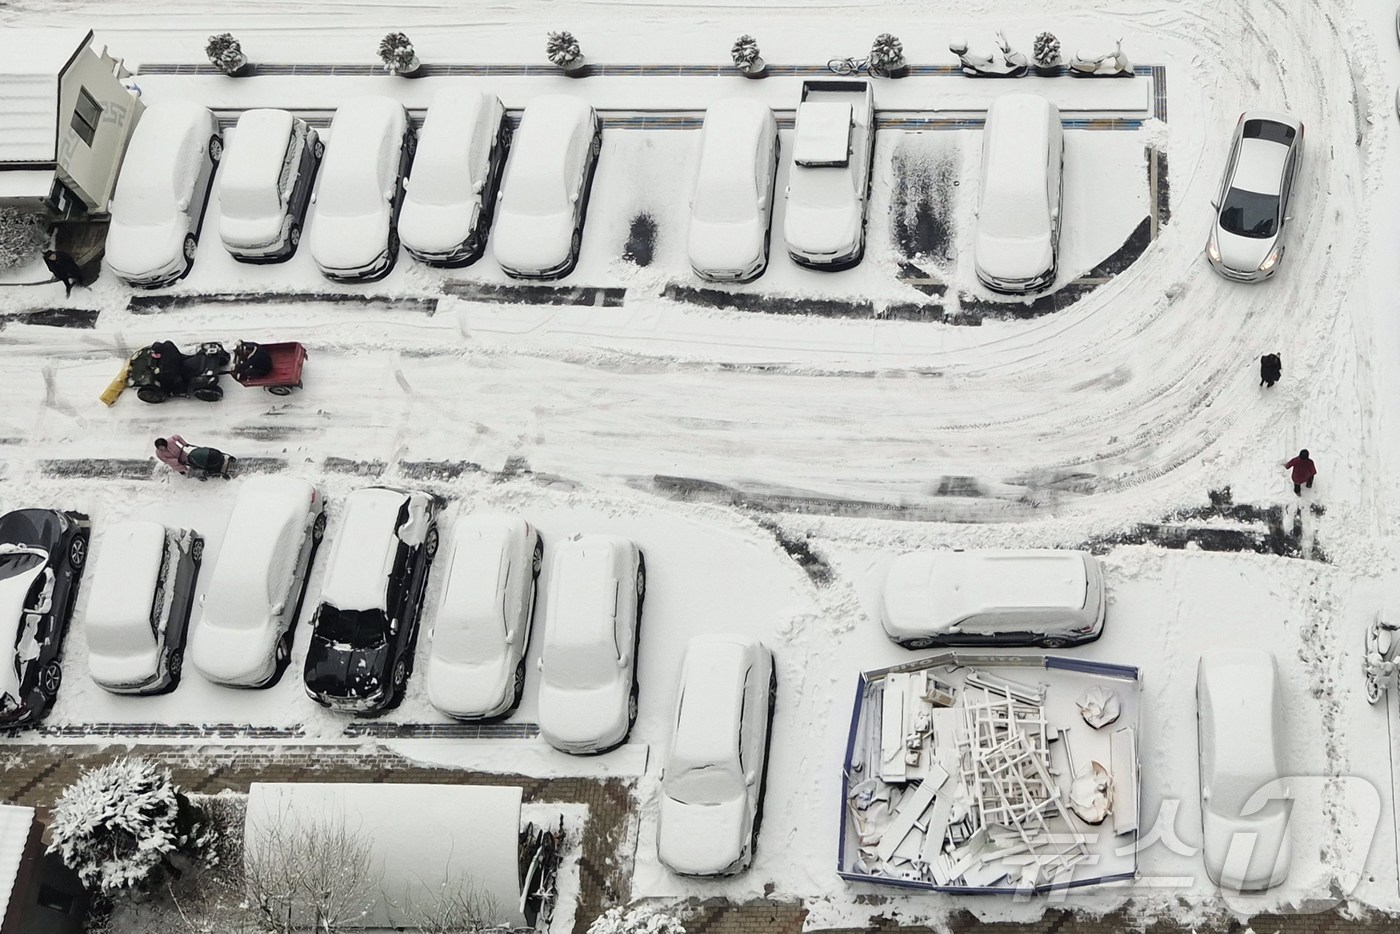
[0,509,91,728]
[304,487,438,712]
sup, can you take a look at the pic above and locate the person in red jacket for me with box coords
[1284,449,1316,496]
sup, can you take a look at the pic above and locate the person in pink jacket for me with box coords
[1283,449,1317,496]
[154,435,191,474]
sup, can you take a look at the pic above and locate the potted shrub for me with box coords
[547,31,587,76]
[868,32,908,78]
[378,32,421,76]
[205,33,249,76]
[1033,31,1062,76]
[731,34,767,78]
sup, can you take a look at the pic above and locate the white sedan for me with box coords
[399,89,510,266]
[190,477,325,688]
[492,95,601,280]
[426,515,542,719]
[309,96,414,281]
[105,101,222,288]
[537,534,644,754]
[1205,111,1304,282]
[657,634,776,876]
[1196,648,1291,891]
[688,99,779,282]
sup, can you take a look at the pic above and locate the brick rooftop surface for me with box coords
[0,744,1391,934]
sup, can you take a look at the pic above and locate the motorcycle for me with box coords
[1069,38,1132,77]
[128,341,232,404]
[1364,613,1400,704]
[950,31,1029,78]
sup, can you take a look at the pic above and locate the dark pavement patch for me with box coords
[323,457,386,477]
[442,281,626,307]
[341,721,540,739]
[400,460,484,481]
[623,213,658,267]
[663,284,876,318]
[41,458,153,480]
[755,519,833,586]
[890,138,958,265]
[0,307,100,329]
[128,292,437,315]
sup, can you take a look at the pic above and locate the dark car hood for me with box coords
[304,638,390,698]
[0,510,64,550]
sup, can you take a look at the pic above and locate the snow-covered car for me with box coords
[783,80,876,270]
[84,520,202,695]
[537,534,645,754]
[1196,648,1291,891]
[426,514,542,720]
[492,95,602,280]
[688,98,780,282]
[974,94,1064,294]
[304,487,439,713]
[218,109,323,262]
[657,634,776,876]
[104,101,222,288]
[0,509,90,727]
[880,549,1105,649]
[399,89,511,267]
[309,96,415,282]
[190,477,325,688]
[1206,111,1304,282]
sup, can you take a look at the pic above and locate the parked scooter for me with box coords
[1364,613,1400,704]
[1069,38,1132,77]
[950,31,1029,78]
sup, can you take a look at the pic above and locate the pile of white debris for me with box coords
[839,653,1142,894]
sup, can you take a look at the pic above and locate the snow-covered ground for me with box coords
[4,0,1400,927]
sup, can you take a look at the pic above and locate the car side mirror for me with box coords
[199,594,205,606]
[745,770,757,784]
[271,601,286,615]
[617,655,629,669]
[569,192,579,204]
[472,180,484,194]
[310,192,317,204]
[783,186,790,197]
[1201,785,1210,802]
[504,628,516,642]
[536,657,545,671]
[177,195,191,212]
[1210,200,1219,211]
[1285,215,1293,222]
[390,618,399,634]
[385,189,395,202]
[757,194,767,208]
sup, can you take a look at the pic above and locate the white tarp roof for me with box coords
[0,169,52,199]
[245,783,526,928]
[0,29,91,163]
[0,805,36,924]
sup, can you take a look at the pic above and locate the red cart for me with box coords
[233,341,307,396]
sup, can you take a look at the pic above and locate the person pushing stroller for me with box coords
[154,435,238,480]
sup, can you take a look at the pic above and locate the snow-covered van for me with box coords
[399,89,511,266]
[881,549,1105,649]
[84,520,202,694]
[218,109,323,262]
[783,80,876,270]
[688,98,780,282]
[974,94,1064,294]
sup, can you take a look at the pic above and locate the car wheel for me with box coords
[274,632,291,667]
[183,234,198,261]
[137,387,168,404]
[627,685,638,726]
[40,661,61,697]
[590,131,602,158]
[570,228,582,265]
[903,636,934,650]
[166,647,183,684]
[531,536,544,578]
[191,537,204,563]
[209,135,223,164]
[194,385,224,403]
[635,555,646,600]
[1041,635,1071,649]
[388,230,400,257]
[514,658,527,705]
[392,658,408,689]
[289,224,301,247]
[312,512,327,542]
[424,526,439,561]
[313,138,325,160]
[68,536,87,570]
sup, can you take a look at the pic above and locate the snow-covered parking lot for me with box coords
[5,0,1400,927]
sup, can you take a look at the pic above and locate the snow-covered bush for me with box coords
[204,33,246,75]
[868,33,905,72]
[0,209,46,270]
[731,35,761,69]
[1033,31,1062,66]
[546,31,583,68]
[587,906,687,934]
[378,32,419,74]
[48,758,215,896]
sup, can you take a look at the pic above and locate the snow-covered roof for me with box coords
[1197,648,1282,812]
[513,94,593,182]
[320,487,407,611]
[220,109,294,199]
[204,477,316,614]
[0,804,35,924]
[548,538,626,648]
[669,637,748,770]
[793,102,852,167]
[0,169,53,198]
[1232,137,1289,195]
[110,100,212,225]
[980,94,1058,233]
[409,89,491,203]
[0,29,91,164]
[439,518,512,626]
[85,520,164,638]
[244,783,526,928]
[924,550,1089,616]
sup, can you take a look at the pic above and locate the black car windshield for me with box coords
[1218,187,1279,239]
[0,548,44,581]
[316,606,388,649]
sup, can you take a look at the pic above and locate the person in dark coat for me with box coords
[1260,353,1282,388]
[233,341,273,382]
[1284,449,1316,496]
[149,341,186,394]
[43,249,83,297]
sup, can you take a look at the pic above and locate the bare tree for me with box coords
[243,806,380,933]
[393,876,500,934]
